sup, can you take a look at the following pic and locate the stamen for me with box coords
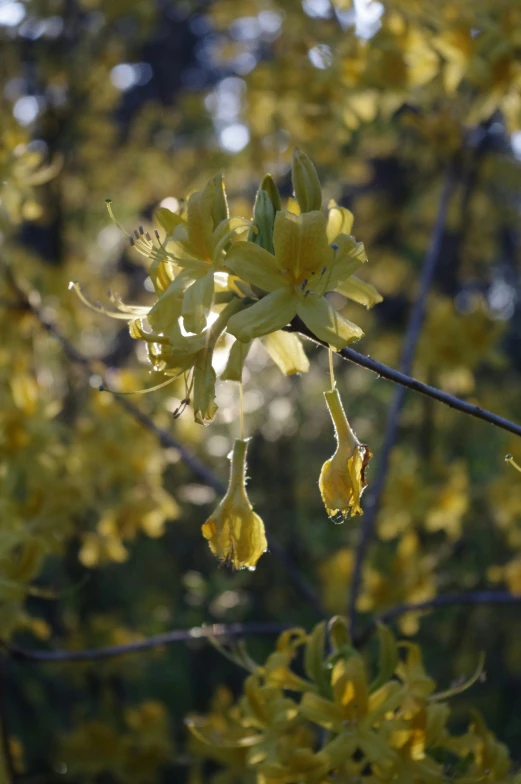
[129,236,135,246]
[134,229,140,240]
[172,397,190,419]
[506,454,521,473]
[106,199,131,237]
[99,372,182,396]
[145,232,152,241]
[139,225,144,235]
[300,278,309,290]
[69,282,138,320]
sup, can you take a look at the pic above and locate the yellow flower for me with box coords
[202,439,267,569]
[319,386,372,521]
[162,175,250,334]
[224,208,366,349]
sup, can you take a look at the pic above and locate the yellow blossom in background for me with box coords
[187,619,513,783]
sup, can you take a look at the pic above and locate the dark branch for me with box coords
[1,622,289,664]
[292,323,521,441]
[338,346,521,439]
[355,591,521,646]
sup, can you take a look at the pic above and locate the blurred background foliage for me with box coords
[2,0,521,780]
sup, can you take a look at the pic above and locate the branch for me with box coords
[1,622,289,664]
[355,591,521,646]
[338,347,521,438]
[1,265,326,619]
[292,324,521,442]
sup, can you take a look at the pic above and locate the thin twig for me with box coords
[355,591,521,646]
[1,265,326,619]
[290,323,521,442]
[338,346,521,438]
[1,622,289,664]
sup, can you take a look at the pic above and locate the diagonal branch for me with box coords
[1,622,289,664]
[291,322,521,441]
[355,590,521,646]
[1,264,326,619]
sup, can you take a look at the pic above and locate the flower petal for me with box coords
[186,180,216,260]
[182,271,215,334]
[335,275,383,309]
[326,200,354,243]
[297,296,363,349]
[148,274,192,337]
[221,338,252,381]
[326,234,367,292]
[262,331,309,375]
[225,241,286,292]
[227,288,297,343]
[273,210,332,282]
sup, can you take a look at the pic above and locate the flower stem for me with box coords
[329,346,335,391]
[239,381,245,442]
[324,387,358,450]
[229,438,248,489]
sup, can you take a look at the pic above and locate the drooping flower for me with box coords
[201,439,267,569]
[319,386,372,521]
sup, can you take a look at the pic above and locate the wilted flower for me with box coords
[319,386,372,521]
[202,439,267,570]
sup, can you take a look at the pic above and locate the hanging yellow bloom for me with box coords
[319,387,372,521]
[202,439,267,569]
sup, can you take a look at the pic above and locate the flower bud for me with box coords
[291,148,322,213]
[202,439,267,569]
[319,387,372,522]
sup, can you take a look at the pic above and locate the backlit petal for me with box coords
[273,210,332,282]
[297,296,363,350]
[186,180,216,260]
[326,234,367,291]
[326,200,354,242]
[227,288,296,343]
[182,271,215,334]
[335,275,383,308]
[225,241,286,292]
[262,331,309,375]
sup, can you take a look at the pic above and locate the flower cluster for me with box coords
[187,617,517,783]
[74,151,381,570]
